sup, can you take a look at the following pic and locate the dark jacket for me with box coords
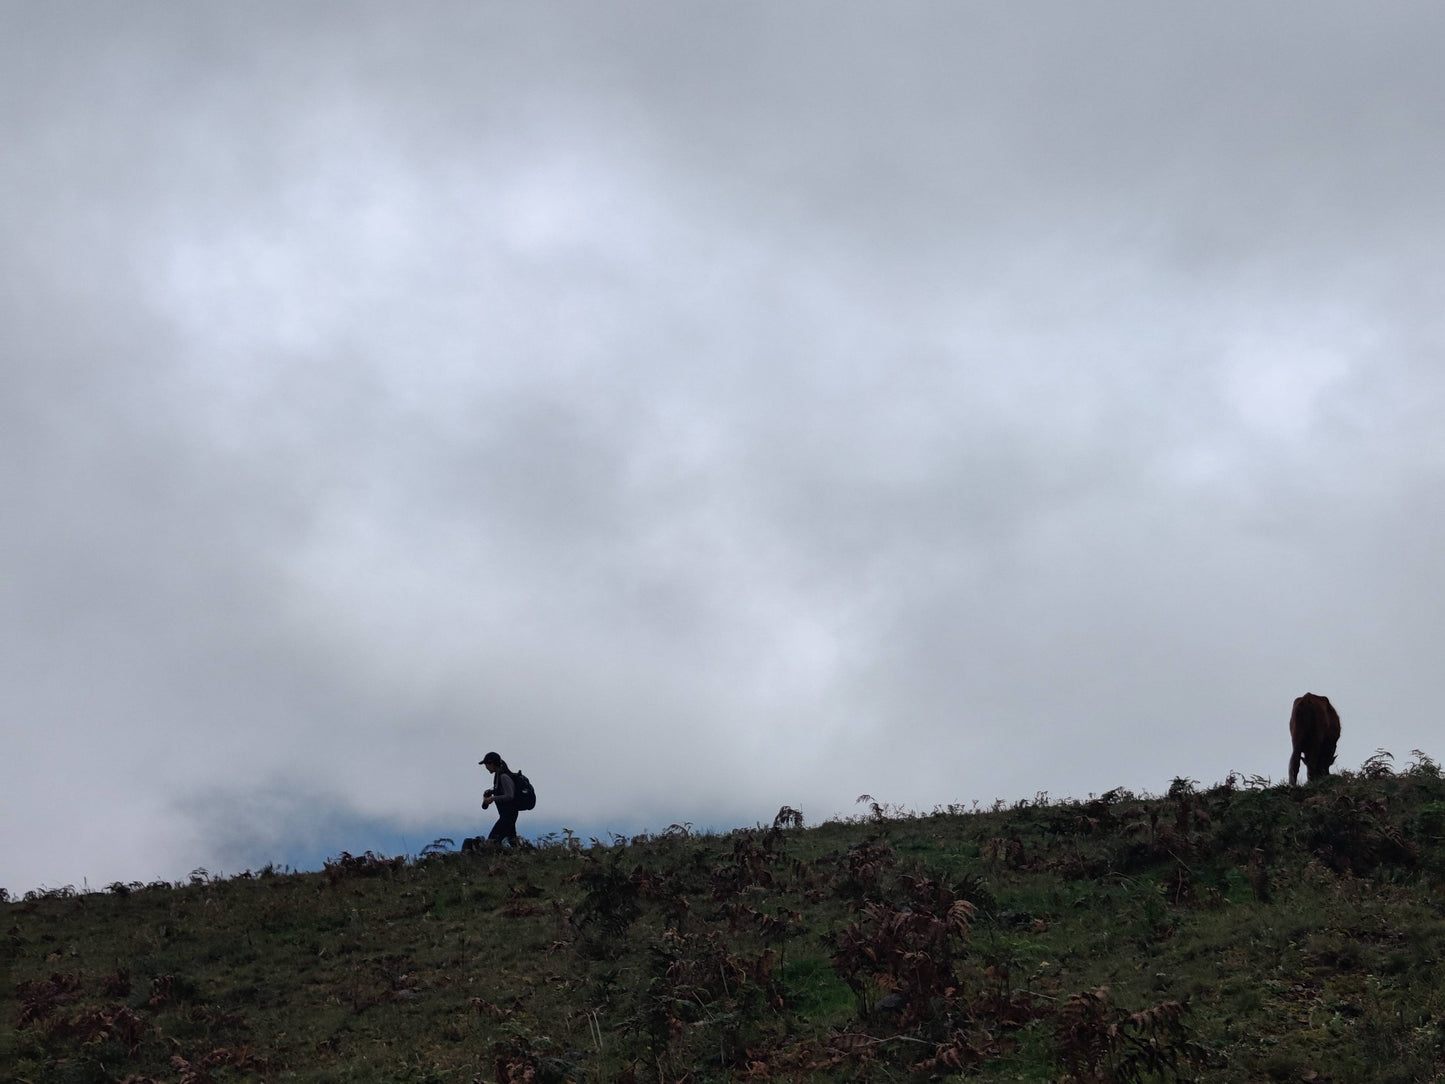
[489,770,517,809]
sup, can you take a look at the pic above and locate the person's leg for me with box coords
[489,807,519,846]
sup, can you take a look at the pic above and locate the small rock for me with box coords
[875,992,907,1014]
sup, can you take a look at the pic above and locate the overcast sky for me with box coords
[4,3,1444,895]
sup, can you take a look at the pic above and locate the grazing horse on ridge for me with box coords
[1289,692,1340,785]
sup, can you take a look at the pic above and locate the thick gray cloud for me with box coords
[4,3,1444,894]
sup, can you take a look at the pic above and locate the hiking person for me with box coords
[479,751,523,848]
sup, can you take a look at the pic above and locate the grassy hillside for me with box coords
[6,752,1445,1083]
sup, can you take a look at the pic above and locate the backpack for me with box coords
[508,770,537,811]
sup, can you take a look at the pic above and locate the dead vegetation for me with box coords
[7,753,1445,1081]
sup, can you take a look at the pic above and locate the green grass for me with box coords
[6,753,1445,1082]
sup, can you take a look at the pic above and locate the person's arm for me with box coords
[494,772,516,803]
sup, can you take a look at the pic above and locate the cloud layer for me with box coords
[4,4,1444,894]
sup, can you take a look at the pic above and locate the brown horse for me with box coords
[1289,692,1341,785]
